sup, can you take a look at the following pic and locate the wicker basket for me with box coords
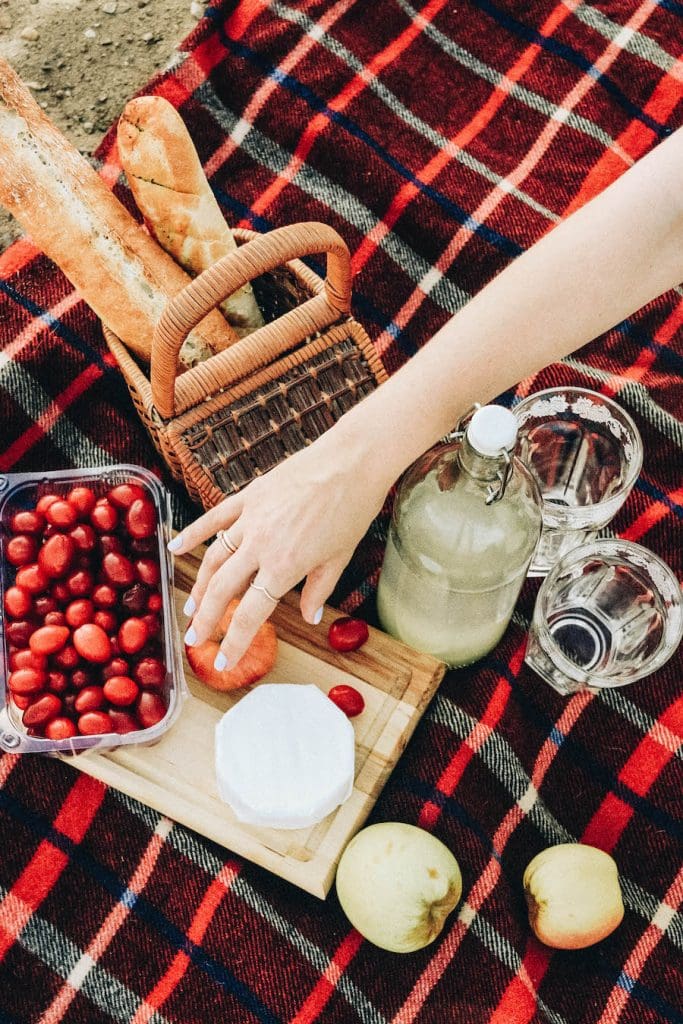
[103,222,388,510]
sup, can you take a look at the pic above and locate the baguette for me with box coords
[0,58,237,367]
[117,96,264,337]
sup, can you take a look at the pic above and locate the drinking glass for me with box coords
[513,388,643,576]
[524,540,683,695]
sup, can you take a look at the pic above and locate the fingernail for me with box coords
[313,607,324,625]
[167,535,183,552]
[214,652,227,671]
[184,627,197,647]
[183,595,196,617]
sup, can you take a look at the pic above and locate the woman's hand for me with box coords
[168,419,393,670]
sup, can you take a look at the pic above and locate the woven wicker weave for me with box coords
[103,222,387,510]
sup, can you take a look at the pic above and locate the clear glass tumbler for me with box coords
[524,540,683,695]
[513,387,643,576]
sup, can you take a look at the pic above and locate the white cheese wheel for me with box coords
[215,683,356,829]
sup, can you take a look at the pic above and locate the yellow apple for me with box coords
[335,822,462,953]
[523,843,624,949]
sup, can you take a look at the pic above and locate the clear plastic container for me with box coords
[0,464,186,755]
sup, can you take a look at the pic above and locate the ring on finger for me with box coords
[217,530,239,555]
[249,579,280,604]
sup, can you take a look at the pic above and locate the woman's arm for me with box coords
[171,126,683,670]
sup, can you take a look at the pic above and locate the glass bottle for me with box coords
[376,405,542,666]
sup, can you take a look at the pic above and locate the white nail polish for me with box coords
[214,652,227,671]
[184,627,197,646]
[313,607,324,625]
[183,595,196,617]
[167,534,183,552]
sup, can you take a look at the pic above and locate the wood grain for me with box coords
[66,546,446,898]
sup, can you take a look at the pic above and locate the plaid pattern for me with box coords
[1,1,682,1020]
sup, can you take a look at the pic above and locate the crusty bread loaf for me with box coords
[0,58,237,367]
[117,96,264,337]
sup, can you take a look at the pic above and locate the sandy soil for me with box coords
[0,0,201,250]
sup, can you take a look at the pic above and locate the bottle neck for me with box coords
[458,433,513,483]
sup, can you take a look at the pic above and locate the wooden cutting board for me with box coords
[67,547,446,898]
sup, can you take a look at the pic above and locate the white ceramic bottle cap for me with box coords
[467,405,518,456]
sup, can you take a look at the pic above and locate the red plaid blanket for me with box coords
[1,2,682,1021]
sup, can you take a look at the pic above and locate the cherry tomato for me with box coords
[130,536,157,556]
[53,644,80,670]
[44,611,67,627]
[29,624,70,656]
[10,648,47,672]
[15,563,49,595]
[11,693,34,711]
[23,693,62,728]
[93,609,118,633]
[66,568,94,597]
[118,618,149,655]
[38,533,76,578]
[45,500,78,529]
[136,691,167,729]
[74,686,105,713]
[51,581,72,604]
[35,494,59,516]
[327,616,369,653]
[135,558,160,586]
[102,657,130,680]
[93,583,118,608]
[9,509,45,534]
[5,534,38,566]
[72,623,112,664]
[102,552,135,588]
[8,667,47,695]
[327,684,365,718]
[77,710,113,735]
[107,483,146,509]
[4,585,32,619]
[90,500,118,533]
[47,670,69,694]
[6,620,35,648]
[132,656,165,689]
[97,534,124,556]
[103,675,139,707]
[108,709,140,734]
[125,498,156,539]
[67,486,96,518]
[147,592,163,613]
[69,523,96,552]
[45,717,78,740]
[70,668,94,689]
[141,613,160,637]
[34,594,58,617]
[65,599,95,629]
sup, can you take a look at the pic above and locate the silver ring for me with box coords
[217,530,238,554]
[249,581,279,604]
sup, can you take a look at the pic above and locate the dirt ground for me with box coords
[0,0,200,250]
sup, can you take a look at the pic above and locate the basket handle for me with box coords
[151,222,352,419]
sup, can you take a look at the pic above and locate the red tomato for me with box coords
[22,693,62,728]
[135,558,160,586]
[103,675,139,707]
[10,648,47,672]
[65,599,95,629]
[74,686,105,713]
[108,709,140,734]
[327,616,369,653]
[44,717,78,741]
[70,668,94,690]
[93,583,118,608]
[93,609,118,634]
[9,509,45,534]
[51,581,71,604]
[147,592,163,613]
[97,534,124,556]
[102,657,130,680]
[132,657,165,689]
[102,552,135,588]
[11,693,34,711]
[47,670,69,694]
[107,483,146,509]
[141,613,160,637]
[136,691,167,729]
[67,486,96,518]
[4,585,32,619]
[38,533,76,578]
[72,623,112,664]
[43,611,67,627]
[90,500,118,533]
[45,500,77,529]
[5,534,38,566]
[8,667,47,695]
[69,523,96,552]
[52,644,80,670]
[35,494,59,516]
[118,618,149,655]
[327,684,365,718]
[15,563,49,594]
[34,594,58,617]
[125,498,156,539]
[66,568,94,597]
[77,710,113,735]
[6,620,34,647]
[29,624,70,656]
